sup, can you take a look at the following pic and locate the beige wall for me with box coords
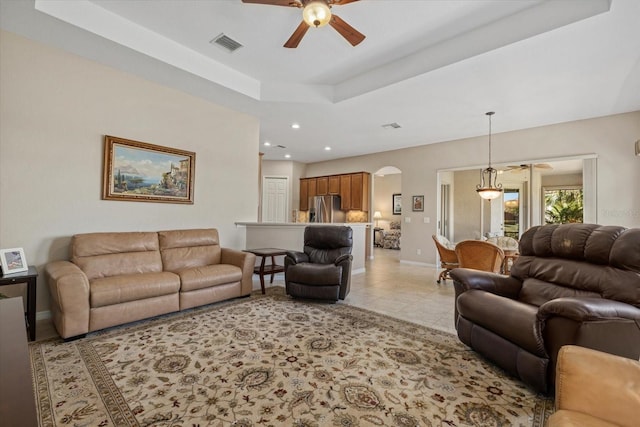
[0,31,260,312]
[305,111,640,266]
[261,160,307,222]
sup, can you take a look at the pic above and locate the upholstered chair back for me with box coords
[71,232,162,280]
[159,229,221,272]
[303,226,353,264]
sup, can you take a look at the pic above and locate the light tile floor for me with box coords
[36,248,456,340]
[346,248,456,334]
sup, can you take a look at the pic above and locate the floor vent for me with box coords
[210,33,243,53]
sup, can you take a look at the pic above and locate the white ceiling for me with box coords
[1,0,639,163]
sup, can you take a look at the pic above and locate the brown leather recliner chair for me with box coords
[450,223,640,393]
[284,226,353,301]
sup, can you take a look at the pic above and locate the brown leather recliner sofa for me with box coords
[450,223,640,393]
[45,229,256,339]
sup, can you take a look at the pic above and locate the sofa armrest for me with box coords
[538,297,640,323]
[285,251,309,265]
[44,261,90,339]
[550,345,640,427]
[450,268,522,299]
[221,248,255,296]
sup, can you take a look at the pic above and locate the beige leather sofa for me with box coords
[45,229,255,339]
[549,345,640,427]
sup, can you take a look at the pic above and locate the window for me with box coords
[504,189,520,238]
[544,186,583,224]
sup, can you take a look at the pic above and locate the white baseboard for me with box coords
[400,260,438,268]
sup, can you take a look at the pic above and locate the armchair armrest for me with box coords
[538,297,640,323]
[334,253,353,265]
[285,251,309,265]
[450,268,522,299]
[221,248,256,296]
[549,345,640,427]
[44,260,90,339]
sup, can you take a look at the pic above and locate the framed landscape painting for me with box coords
[102,135,195,204]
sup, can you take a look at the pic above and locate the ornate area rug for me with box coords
[30,287,553,426]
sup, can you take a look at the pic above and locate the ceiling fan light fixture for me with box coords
[476,111,503,200]
[303,1,332,28]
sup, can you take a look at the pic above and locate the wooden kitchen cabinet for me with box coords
[299,172,369,211]
[340,174,352,210]
[328,176,340,194]
[299,179,309,211]
[308,178,317,198]
[316,177,328,195]
[350,172,369,211]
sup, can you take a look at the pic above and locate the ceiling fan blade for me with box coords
[241,0,300,7]
[284,21,310,48]
[535,163,553,169]
[329,14,365,46]
[330,0,360,5]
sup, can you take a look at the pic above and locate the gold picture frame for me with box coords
[102,135,195,204]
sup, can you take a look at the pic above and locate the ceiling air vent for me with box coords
[210,33,243,53]
[382,122,401,129]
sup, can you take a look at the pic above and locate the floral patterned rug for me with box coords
[30,287,553,426]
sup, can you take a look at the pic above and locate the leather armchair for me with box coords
[450,223,640,393]
[285,226,353,301]
[549,345,640,427]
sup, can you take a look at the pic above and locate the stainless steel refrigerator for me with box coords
[309,195,346,223]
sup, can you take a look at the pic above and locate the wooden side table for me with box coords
[244,248,288,294]
[0,265,38,341]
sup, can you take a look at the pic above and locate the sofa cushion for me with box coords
[90,272,180,308]
[457,290,545,357]
[72,232,162,280]
[519,278,602,307]
[159,229,221,272]
[178,264,242,292]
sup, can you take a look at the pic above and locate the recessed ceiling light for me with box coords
[324,146,331,151]
[285,154,291,159]
[291,123,300,129]
[264,141,271,146]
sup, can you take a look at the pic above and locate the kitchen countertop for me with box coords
[236,222,371,227]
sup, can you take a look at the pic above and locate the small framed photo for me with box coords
[0,248,28,275]
[412,195,424,212]
[392,193,402,215]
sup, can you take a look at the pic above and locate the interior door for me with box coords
[489,193,504,237]
[262,177,288,222]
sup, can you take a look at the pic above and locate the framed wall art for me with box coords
[0,247,28,275]
[102,135,196,204]
[412,195,424,212]
[392,193,402,215]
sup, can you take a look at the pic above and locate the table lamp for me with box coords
[373,211,382,227]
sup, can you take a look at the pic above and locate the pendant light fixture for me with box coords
[476,111,503,200]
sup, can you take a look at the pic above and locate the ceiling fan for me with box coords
[506,163,553,172]
[241,0,365,48]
